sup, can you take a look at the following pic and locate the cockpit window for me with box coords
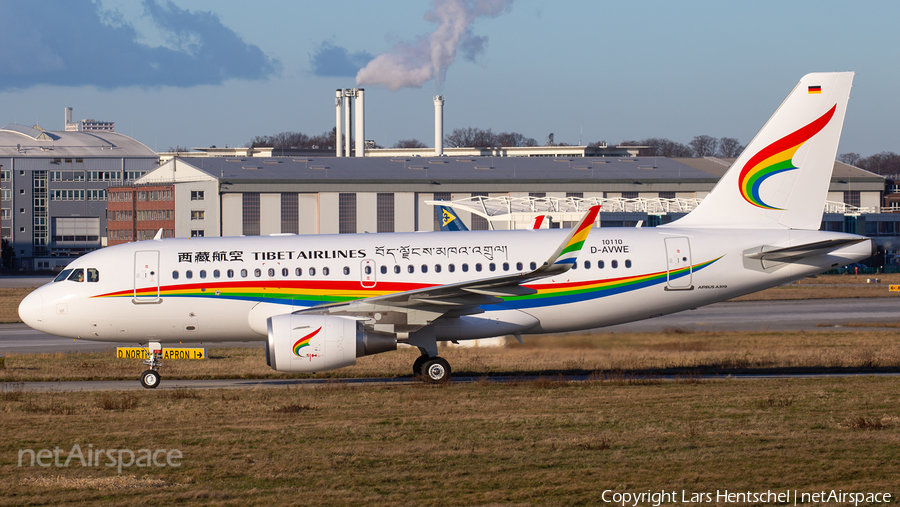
[67,269,85,282]
[87,268,99,283]
[54,269,73,282]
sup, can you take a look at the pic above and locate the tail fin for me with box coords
[436,204,469,231]
[670,72,853,230]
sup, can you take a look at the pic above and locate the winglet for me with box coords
[540,205,600,274]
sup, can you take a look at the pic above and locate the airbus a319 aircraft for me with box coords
[19,72,873,388]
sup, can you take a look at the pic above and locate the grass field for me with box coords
[2,275,899,504]
[2,328,899,383]
[1,377,897,505]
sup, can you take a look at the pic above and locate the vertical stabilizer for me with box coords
[670,72,853,230]
[436,205,469,231]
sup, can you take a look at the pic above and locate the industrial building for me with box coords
[127,155,886,236]
[0,119,158,270]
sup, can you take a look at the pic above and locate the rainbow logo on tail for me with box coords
[553,206,601,266]
[738,105,836,210]
[292,327,321,356]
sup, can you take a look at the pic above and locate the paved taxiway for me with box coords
[2,297,896,355]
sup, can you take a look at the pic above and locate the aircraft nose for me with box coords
[18,290,43,331]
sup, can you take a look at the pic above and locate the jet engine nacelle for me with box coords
[265,314,396,373]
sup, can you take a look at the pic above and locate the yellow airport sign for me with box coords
[116,348,207,360]
[890,285,900,292]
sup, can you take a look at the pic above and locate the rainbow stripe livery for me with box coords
[293,327,321,356]
[737,105,836,210]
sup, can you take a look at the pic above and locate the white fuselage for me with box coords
[18,226,872,345]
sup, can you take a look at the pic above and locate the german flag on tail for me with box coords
[808,85,822,94]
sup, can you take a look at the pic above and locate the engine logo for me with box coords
[293,327,322,356]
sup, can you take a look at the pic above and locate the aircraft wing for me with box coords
[294,206,601,331]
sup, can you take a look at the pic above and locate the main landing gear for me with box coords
[139,341,163,389]
[413,352,451,383]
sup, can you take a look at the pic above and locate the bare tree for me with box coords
[444,127,497,148]
[393,139,427,148]
[247,130,337,150]
[855,152,900,177]
[495,132,537,147]
[717,137,744,158]
[621,138,693,157]
[838,152,862,166]
[689,135,718,157]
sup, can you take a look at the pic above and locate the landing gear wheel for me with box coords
[421,357,451,384]
[140,369,161,389]
[412,355,429,376]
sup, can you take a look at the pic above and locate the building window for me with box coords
[191,230,204,237]
[658,192,676,199]
[191,190,205,201]
[339,193,356,234]
[0,189,10,201]
[0,209,9,220]
[471,192,488,230]
[529,192,546,198]
[191,210,205,220]
[433,192,451,231]
[844,191,860,208]
[566,192,583,198]
[0,170,9,181]
[377,193,394,233]
[242,193,260,236]
[622,192,639,199]
[281,193,298,234]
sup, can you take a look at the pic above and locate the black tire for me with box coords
[140,369,161,389]
[421,357,451,383]
[412,355,429,376]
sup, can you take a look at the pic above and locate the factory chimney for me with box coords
[434,95,444,156]
[354,88,365,157]
[335,90,343,157]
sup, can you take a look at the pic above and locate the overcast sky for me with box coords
[0,0,896,156]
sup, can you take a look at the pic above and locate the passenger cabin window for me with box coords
[282,268,289,277]
[295,268,302,276]
[214,270,221,279]
[584,261,591,269]
[421,264,428,273]
[407,265,414,274]
[625,260,632,268]
[489,263,496,272]
[502,262,509,271]
[255,269,261,277]
[475,263,482,272]
[87,268,99,282]
[598,260,605,269]
[55,269,73,282]
[172,271,179,280]
[380,266,387,275]
[323,267,330,276]
[268,268,275,277]
[67,269,84,282]
[309,267,316,276]
[186,270,193,279]
[228,269,234,278]
[516,262,523,271]
[449,264,455,273]
[343,266,350,275]
[200,270,207,279]
[394,265,400,274]
[462,264,469,272]
[530,262,537,270]
[241,269,248,278]
[434,264,441,273]
[611,260,618,268]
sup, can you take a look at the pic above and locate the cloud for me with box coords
[0,0,281,91]
[309,41,374,78]
[356,0,513,92]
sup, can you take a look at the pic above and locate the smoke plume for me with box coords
[356,0,512,91]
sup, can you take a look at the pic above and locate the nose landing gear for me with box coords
[139,341,162,389]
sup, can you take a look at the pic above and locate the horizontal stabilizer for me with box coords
[745,238,868,262]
